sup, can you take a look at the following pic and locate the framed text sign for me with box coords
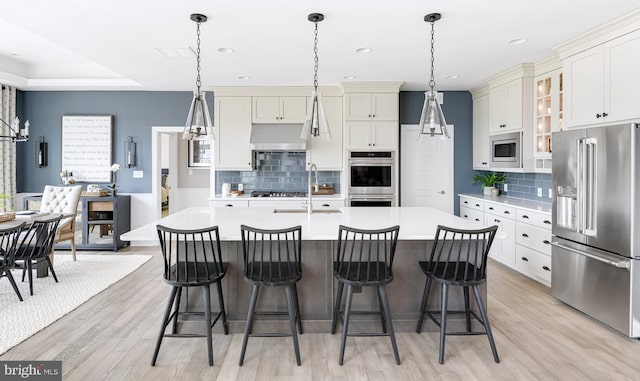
[188,140,211,168]
[61,115,113,182]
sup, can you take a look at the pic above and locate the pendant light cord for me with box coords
[195,20,202,95]
[313,21,319,92]
[429,20,436,94]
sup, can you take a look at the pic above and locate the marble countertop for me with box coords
[121,206,486,242]
[459,194,552,214]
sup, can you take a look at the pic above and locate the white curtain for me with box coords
[0,85,17,210]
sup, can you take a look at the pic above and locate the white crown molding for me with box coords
[533,55,562,76]
[339,81,403,93]
[470,84,490,98]
[211,86,342,97]
[0,71,28,89]
[25,78,142,90]
[486,63,535,87]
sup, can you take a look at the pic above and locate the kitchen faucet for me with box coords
[307,163,318,214]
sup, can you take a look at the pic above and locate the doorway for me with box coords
[400,124,454,213]
[151,127,181,220]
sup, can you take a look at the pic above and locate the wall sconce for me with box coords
[124,136,136,168]
[36,136,48,168]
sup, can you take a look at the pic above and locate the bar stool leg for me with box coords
[171,287,183,334]
[463,286,471,332]
[151,286,178,366]
[285,285,302,366]
[293,283,303,334]
[203,284,214,366]
[239,284,259,366]
[416,276,432,333]
[216,280,229,335]
[439,283,449,364]
[339,284,354,366]
[331,281,345,335]
[378,285,400,365]
[472,285,500,363]
[377,291,387,334]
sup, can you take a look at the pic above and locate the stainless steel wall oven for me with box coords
[348,151,395,206]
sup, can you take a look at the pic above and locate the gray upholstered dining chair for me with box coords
[39,185,82,261]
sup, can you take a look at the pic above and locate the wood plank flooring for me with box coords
[3,246,640,380]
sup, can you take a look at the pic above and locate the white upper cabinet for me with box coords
[472,88,491,170]
[214,96,253,170]
[344,93,399,121]
[306,96,343,170]
[252,96,307,123]
[489,76,531,134]
[561,26,640,127]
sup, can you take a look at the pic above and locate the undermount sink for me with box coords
[273,208,343,214]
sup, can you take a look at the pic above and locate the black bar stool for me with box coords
[239,224,303,366]
[331,224,401,365]
[416,224,499,364]
[152,224,228,366]
[0,221,26,301]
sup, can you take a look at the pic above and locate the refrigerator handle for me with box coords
[550,241,629,269]
[576,138,585,234]
[584,137,597,236]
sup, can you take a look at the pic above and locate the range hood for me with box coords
[249,124,307,151]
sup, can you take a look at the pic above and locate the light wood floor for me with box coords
[3,246,640,380]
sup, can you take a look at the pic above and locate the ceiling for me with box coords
[1,1,638,92]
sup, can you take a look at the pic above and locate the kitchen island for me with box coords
[122,206,491,333]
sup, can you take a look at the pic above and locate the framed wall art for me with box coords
[188,139,211,168]
[61,115,113,182]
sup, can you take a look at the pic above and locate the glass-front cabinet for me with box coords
[534,68,563,171]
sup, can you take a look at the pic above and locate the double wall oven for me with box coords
[348,151,395,207]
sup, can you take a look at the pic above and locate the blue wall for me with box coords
[399,91,476,215]
[16,91,210,193]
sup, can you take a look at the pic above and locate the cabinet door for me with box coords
[485,213,516,268]
[489,84,506,133]
[252,97,281,123]
[344,121,372,149]
[307,96,343,170]
[280,96,308,123]
[504,79,524,132]
[344,93,373,120]
[606,29,640,122]
[371,121,398,149]
[215,97,252,169]
[563,46,605,128]
[473,94,491,169]
[371,93,399,121]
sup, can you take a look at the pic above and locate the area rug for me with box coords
[0,254,152,355]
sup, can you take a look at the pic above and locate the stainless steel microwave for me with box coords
[490,131,522,168]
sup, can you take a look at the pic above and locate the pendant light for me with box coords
[418,13,449,139]
[301,13,331,140]
[183,13,214,141]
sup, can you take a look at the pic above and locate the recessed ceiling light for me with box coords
[355,47,372,54]
[342,75,356,80]
[445,75,460,80]
[217,47,234,53]
[237,76,251,80]
[508,38,528,45]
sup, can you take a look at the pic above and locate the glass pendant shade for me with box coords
[418,90,448,139]
[301,90,331,140]
[184,91,214,141]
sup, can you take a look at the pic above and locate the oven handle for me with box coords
[349,195,393,201]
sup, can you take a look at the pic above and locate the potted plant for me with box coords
[0,193,15,222]
[472,172,507,196]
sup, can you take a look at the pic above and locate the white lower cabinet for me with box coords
[248,199,345,209]
[459,195,551,285]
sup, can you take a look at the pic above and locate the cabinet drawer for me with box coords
[516,222,552,255]
[460,207,484,223]
[485,202,515,219]
[515,245,551,284]
[209,200,249,208]
[88,201,114,212]
[460,196,484,211]
[516,209,552,230]
[313,200,345,209]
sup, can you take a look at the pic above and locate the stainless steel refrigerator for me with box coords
[551,123,640,338]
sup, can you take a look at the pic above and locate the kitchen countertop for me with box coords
[121,206,485,242]
[459,194,552,214]
[210,194,345,200]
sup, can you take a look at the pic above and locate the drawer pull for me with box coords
[464,215,468,218]
[488,206,494,210]
[504,210,510,215]
[543,220,551,225]
[475,204,480,207]
[225,204,234,207]
[542,266,551,272]
[494,219,501,223]
[521,233,529,238]
[543,240,550,245]
[464,201,468,204]
[475,218,480,222]
[521,257,529,262]
[321,204,330,207]
[522,215,529,219]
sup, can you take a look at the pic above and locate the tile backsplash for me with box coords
[476,171,552,203]
[215,151,341,194]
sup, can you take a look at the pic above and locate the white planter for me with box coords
[483,186,494,196]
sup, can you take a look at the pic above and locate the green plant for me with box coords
[0,193,13,212]
[472,172,507,188]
